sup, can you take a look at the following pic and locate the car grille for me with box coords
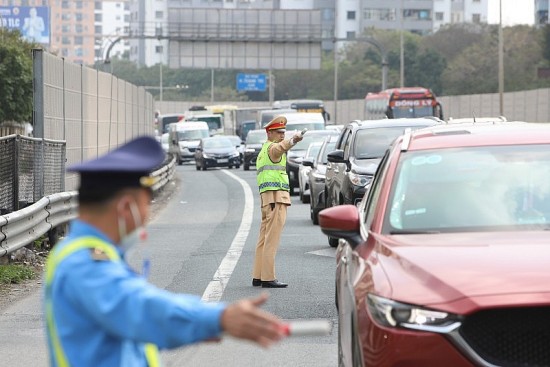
[459,307,550,366]
[211,153,231,159]
[188,147,196,152]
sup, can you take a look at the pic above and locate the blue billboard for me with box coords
[0,6,50,46]
[236,73,267,92]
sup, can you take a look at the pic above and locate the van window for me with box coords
[177,129,209,141]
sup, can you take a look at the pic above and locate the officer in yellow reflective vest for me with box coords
[44,136,286,367]
[252,116,303,288]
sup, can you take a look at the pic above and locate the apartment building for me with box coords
[0,0,130,65]
[94,0,130,62]
[535,0,549,26]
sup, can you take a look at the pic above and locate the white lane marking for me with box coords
[201,169,254,302]
[307,248,336,258]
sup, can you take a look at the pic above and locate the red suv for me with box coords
[320,122,550,367]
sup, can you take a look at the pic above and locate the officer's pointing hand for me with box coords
[291,133,303,145]
[220,293,286,348]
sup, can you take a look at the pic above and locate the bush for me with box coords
[0,264,36,284]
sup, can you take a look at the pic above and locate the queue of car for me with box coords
[162,106,550,366]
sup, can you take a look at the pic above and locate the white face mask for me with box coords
[117,199,146,253]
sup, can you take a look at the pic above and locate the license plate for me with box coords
[217,159,228,163]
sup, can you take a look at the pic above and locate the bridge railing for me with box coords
[0,155,176,258]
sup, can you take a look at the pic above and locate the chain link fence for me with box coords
[0,135,65,214]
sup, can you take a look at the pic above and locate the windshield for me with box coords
[306,144,322,161]
[319,141,337,164]
[291,131,336,151]
[387,145,550,233]
[246,132,266,144]
[177,129,209,141]
[353,126,416,159]
[203,137,233,149]
[225,136,241,146]
[391,106,433,118]
[188,117,222,130]
[285,122,325,132]
[162,116,182,132]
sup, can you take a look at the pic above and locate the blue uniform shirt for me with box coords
[45,220,226,366]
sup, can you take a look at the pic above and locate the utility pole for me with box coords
[333,0,339,121]
[211,69,215,103]
[498,0,504,116]
[400,0,405,88]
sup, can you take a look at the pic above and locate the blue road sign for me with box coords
[236,73,267,92]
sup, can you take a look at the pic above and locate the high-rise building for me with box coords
[94,0,131,63]
[128,0,169,67]
[126,0,489,67]
[0,0,131,65]
[535,0,549,26]
[0,0,96,64]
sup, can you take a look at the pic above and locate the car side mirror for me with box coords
[302,158,314,167]
[318,205,363,249]
[327,149,345,163]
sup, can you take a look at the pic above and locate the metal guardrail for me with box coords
[0,154,176,258]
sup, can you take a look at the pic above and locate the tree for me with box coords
[0,30,36,123]
[541,24,550,64]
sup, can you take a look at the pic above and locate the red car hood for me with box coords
[371,231,550,314]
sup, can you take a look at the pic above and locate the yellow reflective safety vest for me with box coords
[44,236,161,367]
[256,141,289,193]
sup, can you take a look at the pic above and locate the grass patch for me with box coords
[0,264,36,285]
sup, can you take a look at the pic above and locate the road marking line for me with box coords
[201,169,254,302]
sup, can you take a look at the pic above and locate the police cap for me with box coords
[68,136,165,199]
[264,115,287,132]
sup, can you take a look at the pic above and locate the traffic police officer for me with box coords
[44,136,285,367]
[252,116,303,288]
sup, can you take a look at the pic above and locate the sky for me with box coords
[487,0,535,25]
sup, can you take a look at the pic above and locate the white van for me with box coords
[280,112,326,132]
[168,121,209,164]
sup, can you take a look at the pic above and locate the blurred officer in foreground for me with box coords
[44,136,286,367]
[252,116,303,288]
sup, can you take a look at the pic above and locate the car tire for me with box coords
[329,236,339,247]
[243,163,249,171]
[303,194,310,204]
[228,165,233,169]
[201,162,207,171]
[312,208,319,225]
[235,165,240,169]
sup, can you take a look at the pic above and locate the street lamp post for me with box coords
[400,0,405,88]
[498,0,504,116]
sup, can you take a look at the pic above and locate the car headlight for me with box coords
[245,148,255,153]
[366,294,462,333]
[202,153,211,158]
[348,172,372,187]
[231,152,240,158]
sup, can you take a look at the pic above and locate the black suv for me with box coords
[324,118,442,243]
[242,129,266,170]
